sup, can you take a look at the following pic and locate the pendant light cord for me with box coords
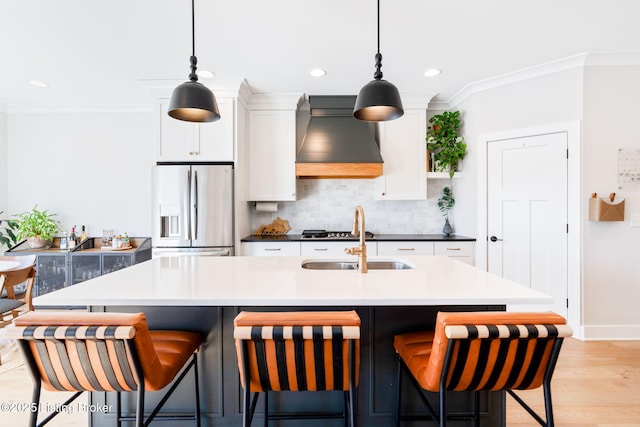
[377,0,380,55]
[189,0,199,82]
[373,0,383,80]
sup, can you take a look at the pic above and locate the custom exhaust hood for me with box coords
[295,95,383,178]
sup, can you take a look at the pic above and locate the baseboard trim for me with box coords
[581,324,640,341]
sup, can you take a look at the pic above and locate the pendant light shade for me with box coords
[168,0,220,123]
[354,0,403,122]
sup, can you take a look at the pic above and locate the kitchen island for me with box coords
[33,255,552,426]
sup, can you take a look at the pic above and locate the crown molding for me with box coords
[447,52,589,108]
[400,93,437,110]
[446,51,640,109]
[6,105,152,114]
[247,93,305,110]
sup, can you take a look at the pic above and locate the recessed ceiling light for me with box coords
[309,69,327,78]
[29,80,49,88]
[197,70,215,78]
[424,68,441,77]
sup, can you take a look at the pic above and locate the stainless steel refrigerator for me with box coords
[152,162,234,256]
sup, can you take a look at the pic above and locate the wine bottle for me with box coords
[80,225,87,242]
[69,226,77,247]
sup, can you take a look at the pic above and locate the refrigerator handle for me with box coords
[191,170,198,240]
[186,169,192,240]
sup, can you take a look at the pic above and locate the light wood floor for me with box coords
[0,338,639,426]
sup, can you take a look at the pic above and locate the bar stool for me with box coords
[6,311,202,427]
[394,311,572,427]
[234,310,361,426]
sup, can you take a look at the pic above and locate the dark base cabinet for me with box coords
[4,237,152,297]
[91,305,506,427]
[70,238,151,285]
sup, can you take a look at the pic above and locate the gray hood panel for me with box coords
[295,96,383,178]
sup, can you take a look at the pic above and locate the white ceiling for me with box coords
[2,0,640,111]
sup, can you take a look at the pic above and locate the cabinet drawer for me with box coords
[241,242,300,256]
[301,242,377,257]
[377,241,434,256]
[434,241,474,257]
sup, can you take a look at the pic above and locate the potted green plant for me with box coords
[426,110,467,178]
[437,186,455,236]
[15,205,60,249]
[0,210,19,249]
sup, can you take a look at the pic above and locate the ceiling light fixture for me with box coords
[309,69,327,78]
[197,70,215,79]
[29,80,49,88]
[353,0,403,122]
[168,0,220,123]
[424,68,441,77]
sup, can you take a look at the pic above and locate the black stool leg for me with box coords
[193,354,201,427]
[29,381,41,427]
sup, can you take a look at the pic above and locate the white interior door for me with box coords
[487,132,568,317]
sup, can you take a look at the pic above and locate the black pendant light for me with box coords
[353,0,403,122]
[168,0,220,122]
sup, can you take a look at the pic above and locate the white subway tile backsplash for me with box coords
[249,179,457,235]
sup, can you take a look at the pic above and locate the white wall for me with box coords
[6,112,154,239]
[455,67,584,243]
[0,112,9,252]
[454,58,640,339]
[0,112,7,211]
[582,65,640,338]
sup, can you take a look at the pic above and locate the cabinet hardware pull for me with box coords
[314,248,328,251]
[397,248,415,251]
[264,248,281,251]
[446,248,461,251]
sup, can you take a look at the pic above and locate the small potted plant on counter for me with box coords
[426,110,466,178]
[438,186,455,236]
[15,205,60,249]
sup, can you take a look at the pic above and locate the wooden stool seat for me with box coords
[7,311,202,427]
[234,310,361,426]
[394,311,572,427]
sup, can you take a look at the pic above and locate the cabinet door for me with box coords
[434,241,475,265]
[197,98,234,161]
[301,241,375,257]
[157,98,234,161]
[377,241,434,256]
[248,110,297,201]
[35,255,67,296]
[376,109,427,200]
[241,241,300,256]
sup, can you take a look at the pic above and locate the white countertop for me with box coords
[33,255,552,307]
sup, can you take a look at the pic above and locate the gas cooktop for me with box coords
[301,229,375,239]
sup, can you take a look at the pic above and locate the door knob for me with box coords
[489,236,503,242]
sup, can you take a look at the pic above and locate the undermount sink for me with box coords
[301,259,413,270]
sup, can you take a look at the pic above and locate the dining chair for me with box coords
[394,311,572,427]
[0,255,36,330]
[5,310,202,427]
[234,310,361,426]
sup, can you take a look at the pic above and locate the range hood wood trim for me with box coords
[296,163,383,179]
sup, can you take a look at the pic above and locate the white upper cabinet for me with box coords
[375,96,431,200]
[156,97,234,161]
[247,94,302,201]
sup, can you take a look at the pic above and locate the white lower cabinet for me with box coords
[434,241,475,265]
[242,240,475,264]
[377,241,434,256]
[241,242,300,256]
[301,242,377,257]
